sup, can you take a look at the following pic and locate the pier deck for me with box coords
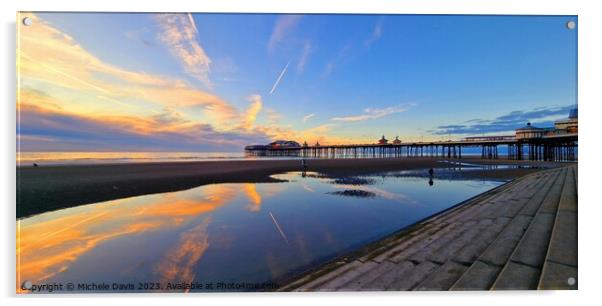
[279,165,577,291]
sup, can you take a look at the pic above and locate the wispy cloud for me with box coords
[297,42,312,72]
[267,15,303,53]
[269,61,290,94]
[321,62,334,78]
[124,28,155,47]
[331,104,411,122]
[240,95,263,130]
[155,13,212,88]
[321,42,353,78]
[18,14,241,127]
[364,17,384,48]
[429,105,574,135]
[302,113,315,122]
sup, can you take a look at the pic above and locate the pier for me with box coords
[246,133,578,162]
[278,165,577,291]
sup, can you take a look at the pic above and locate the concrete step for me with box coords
[450,171,565,290]
[468,174,552,221]
[364,223,445,263]
[449,214,533,290]
[491,261,541,289]
[538,165,577,290]
[381,222,464,264]
[289,260,365,291]
[491,168,567,290]
[574,165,578,192]
[425,219,493,264]
[357,260,417,289]
[385,261,441,290]
[337,261,404,291]
[313,260,379,290]
[407,220,479,263]
[359,219,475,289]
[504,171,558,217]
[453,217,511,265]
[414,261,469,291]
[517,170,562,216]
[435,179,524,225]
[465,171,557,223]
[449,260,502,290]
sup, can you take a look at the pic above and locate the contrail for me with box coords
[269,211,289,244]
[269,61,289,95]
[187,13,198,34]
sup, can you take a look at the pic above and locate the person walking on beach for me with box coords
[428,168,434,186]
[301,158,308,177]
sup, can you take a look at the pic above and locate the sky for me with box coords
[17,13,577,152]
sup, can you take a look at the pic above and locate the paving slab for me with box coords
[414,261,468,291]
[454,217,510,264]
[479,215,532,266]
[538,261,578,290]
[510,212,556,268]
[492,261,540,290]
[558,167,577,212]
[386,261,440,290]
[338,260,399,291]
[360,260,416,290]
[451,260,501,290]
[546,211,577,266]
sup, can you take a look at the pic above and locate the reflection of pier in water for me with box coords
[246,134,577,162]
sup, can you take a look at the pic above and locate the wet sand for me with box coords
[16,157,564,218]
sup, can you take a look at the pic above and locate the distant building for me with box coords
[244,144,268,151]
[303,141,309,147]
[392,136,402,145]
[378,135,388,144]
[554,107,578,134]
[515,122,545,140]
[269,140,301,148]
[514,107,578,140]
[315,141,321,147]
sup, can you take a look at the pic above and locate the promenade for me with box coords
[279,165,577,291]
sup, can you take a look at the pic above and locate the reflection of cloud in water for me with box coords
[331,177,376,186]
[243,184,262,212]
[17,184,237,291]
[293,233,312,265]
[154,217,211,288]
[301,183,315,193]
[328,190,376,198]
[331,185,418,205]
[261,182,288,198]
[271,171,326,181]
[244,183,290,212]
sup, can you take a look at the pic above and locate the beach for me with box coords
[17,157,562,219]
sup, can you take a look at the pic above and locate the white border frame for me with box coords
[3,1,600,305]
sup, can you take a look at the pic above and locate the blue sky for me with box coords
[17,13,577,151]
